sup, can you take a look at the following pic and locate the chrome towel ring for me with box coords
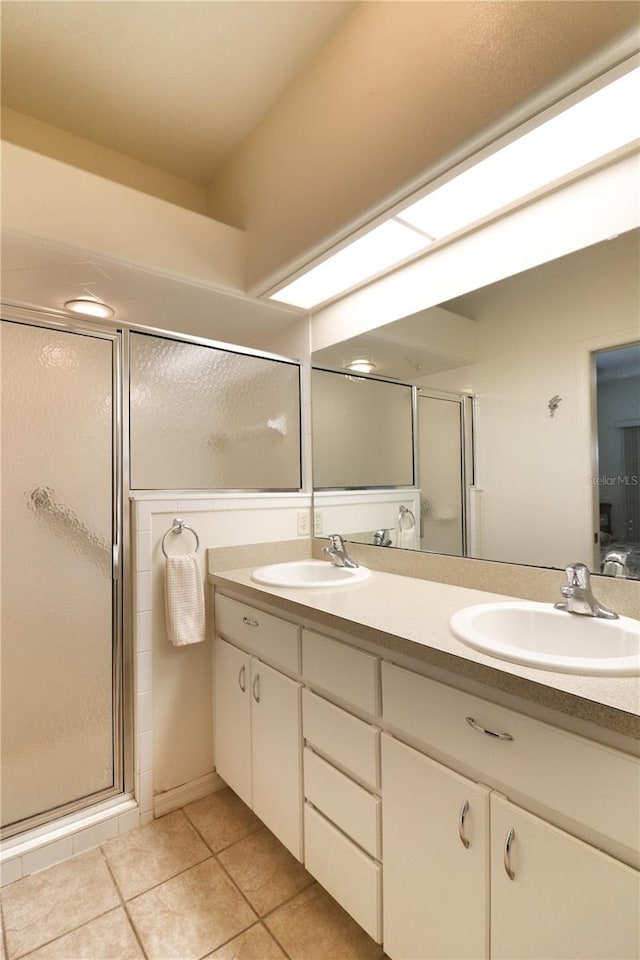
[161,517,200,558]
[398,504,416,529]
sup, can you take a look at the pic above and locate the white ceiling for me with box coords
[0,0,356,184]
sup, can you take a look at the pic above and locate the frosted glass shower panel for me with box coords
[312,369,414,488]
[130,333,301,490]
[1,320,115,830]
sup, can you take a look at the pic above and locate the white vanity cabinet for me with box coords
[301,629,383,943]
[382,733,490,960]
[213,597,303,859]
[212,589,640,959]
[382,661,640,960]
[490,794,640,960]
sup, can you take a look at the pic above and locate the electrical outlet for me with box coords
[297,510,310,536]
[314,511,323,535]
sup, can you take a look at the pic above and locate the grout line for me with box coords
[5,906,123,960]
[181,814,291,958]
[181,805,263,856]
[99,848,149,960]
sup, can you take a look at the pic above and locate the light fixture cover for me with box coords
[269,65,640,311]
[65,298,114,319]
[346,359,376,374]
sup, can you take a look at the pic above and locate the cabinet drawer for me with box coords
[303,689,380,788]
[304,747,380,858]
[304,803,382,943]
[302,629,379,714]
[382,661,640,852]
[215,594,299,673]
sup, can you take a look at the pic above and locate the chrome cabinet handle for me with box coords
[458,800,470,849]
[238,665,246,693]
[466,717,514,741]
[504,827,515,880]
[242,616,259,627]
[252,673,260,703]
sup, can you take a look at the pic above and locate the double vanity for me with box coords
[209,557,640,960]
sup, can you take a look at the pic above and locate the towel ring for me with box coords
[161,518,200,558]
[398,504,416,529]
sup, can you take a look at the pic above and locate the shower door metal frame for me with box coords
[416,387,474,557]
[0,306,133,839]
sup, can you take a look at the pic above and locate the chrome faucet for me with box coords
[554,562,618,619]
[322,534,359,569]
[602,549,629,578]
[373,528,392,547]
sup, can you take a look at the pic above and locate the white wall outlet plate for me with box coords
[297,510,310,536]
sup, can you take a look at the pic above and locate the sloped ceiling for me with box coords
[0,1,356,184]
[2,1,639,320]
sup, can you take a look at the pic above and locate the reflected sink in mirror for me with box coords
[251,559,371,588]
[449,601,640,675]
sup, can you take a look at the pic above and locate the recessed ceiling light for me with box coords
[64,298,114,319]
[346,359,376,374]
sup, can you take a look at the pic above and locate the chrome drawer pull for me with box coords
[238,665,246,693]
[466,717,513,741]
[504,827,515,880]
[253,673,260,703]
[458,800,470,849]
[242,616,259,627]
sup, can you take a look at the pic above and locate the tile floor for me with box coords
[0,789,386,960]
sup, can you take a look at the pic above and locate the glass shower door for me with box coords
[1,318,121,835]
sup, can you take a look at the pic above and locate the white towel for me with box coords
[164,553,205,646]
[396,524,418,549]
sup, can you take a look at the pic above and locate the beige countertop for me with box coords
[208,566,640,740]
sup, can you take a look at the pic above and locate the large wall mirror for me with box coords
[312,227,640,580]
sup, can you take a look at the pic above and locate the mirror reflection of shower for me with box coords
[416,390,474,558]
[594,343,640,578]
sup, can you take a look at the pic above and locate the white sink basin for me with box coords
[251,559,371,589]
[449,601,640,676]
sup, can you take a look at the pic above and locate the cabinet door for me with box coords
[491,794,640,960]
[251,658,302,860]
[382,734,490,960]
[213,637,252,807]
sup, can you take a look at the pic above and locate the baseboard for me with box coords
[153,772,225,818]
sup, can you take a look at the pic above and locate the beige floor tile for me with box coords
[19,908,143,960]
[128,857,257,960]
[184,788,262,852]
[1,849,119,959]
[205,922,287,959]
[218,828,313,916]
[102,808,210,899]
[265,885,383,960]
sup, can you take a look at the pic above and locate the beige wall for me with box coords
[1,142,246,294]
[2,108,207,215]
[205,1,640,291]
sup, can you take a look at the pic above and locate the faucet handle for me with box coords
[327,534,345,550]
[565,562,590,588]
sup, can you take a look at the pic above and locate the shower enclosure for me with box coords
[1,316,126,838]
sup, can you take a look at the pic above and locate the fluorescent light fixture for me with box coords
[399,67,640,238]
[270,66,640,310]
[270,220,432,310]
[346,359,376,374]
[65,298,115,319]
